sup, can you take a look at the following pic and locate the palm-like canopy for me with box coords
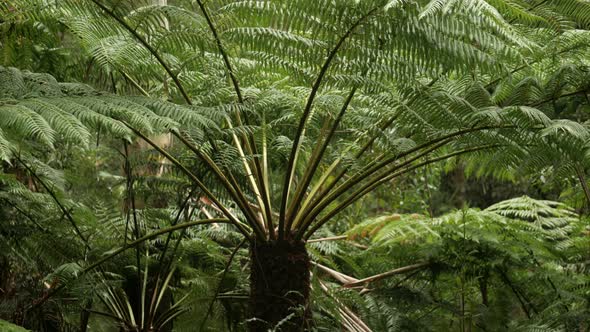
[3,0,589,241]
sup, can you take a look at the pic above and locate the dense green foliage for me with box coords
[0,320,30,332]
[1,0,590,331]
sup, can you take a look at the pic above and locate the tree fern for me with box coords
[3,0,590,329]
[343,197,588,330]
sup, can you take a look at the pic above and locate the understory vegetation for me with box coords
[1,0,590,331]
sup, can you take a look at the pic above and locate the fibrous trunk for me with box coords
[249,239,311,332]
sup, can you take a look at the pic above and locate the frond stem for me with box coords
[286,87,357,232]
[156,185,198,274]
[280,5,383,240]
[531,87,589,107]
[124,124,258,240]
[173,130,266,235]
[575,164,590,208]
[27,218,229,312]
[343,262,429,287]
[195,0,241,103]
[120,70,150,97]
[1,198,50,234]
[302,144,502,239]
[198,238,247,331]
[123,141,143,306]
[195,0,268,231]
[14,154,90,249]
[299,125,507,235]
[89,0,192,104]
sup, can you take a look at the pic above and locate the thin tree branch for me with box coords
[119,70,150,97]
[1,198,50,234]
[155,185,198,282]
[297,77,442,222]
[498,269,533,319]
[507,0,548,24]
[360,270,423,295]
[299,123,515,236]
[311,262,359,284]
[92,0,269,236]
[317,279,373,332]
[194,0,241,103]
[485,38,587,89]
[297,137,454,238]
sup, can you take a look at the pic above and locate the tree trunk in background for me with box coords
[249,240,311,332]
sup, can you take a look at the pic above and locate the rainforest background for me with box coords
[1,0,590,331]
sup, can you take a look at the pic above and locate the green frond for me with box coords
[0,319,30,332]
[0,104,56,148]
[0,129,15,162]
[18,99,92,146]
[0,66,224,156]
[541,119,589,140]
[547,0,590,28]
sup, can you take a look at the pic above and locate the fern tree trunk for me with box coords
[249,239,311,332]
